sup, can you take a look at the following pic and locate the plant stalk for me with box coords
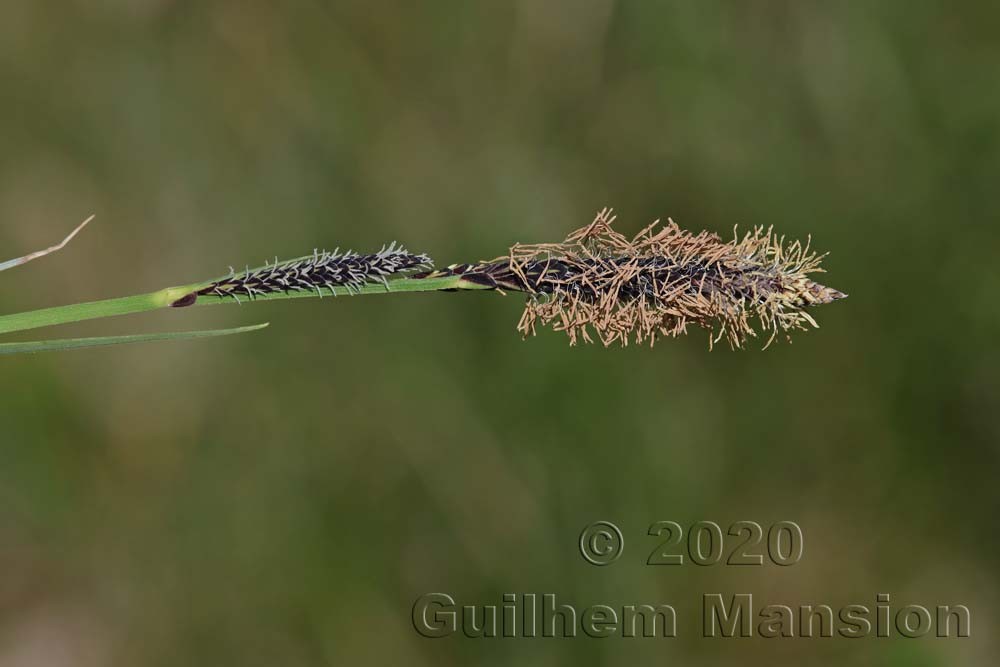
[0,274,483,337]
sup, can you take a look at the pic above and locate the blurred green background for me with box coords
[1,1,997,665]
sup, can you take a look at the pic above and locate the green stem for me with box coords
[0,274,484,337]
[0,291,174,336]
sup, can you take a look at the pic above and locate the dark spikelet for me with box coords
[434,208,846,349]
[193,243,433,303]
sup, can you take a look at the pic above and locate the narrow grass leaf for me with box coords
[0,323,268,355]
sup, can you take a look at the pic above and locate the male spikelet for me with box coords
[432,209,846,348]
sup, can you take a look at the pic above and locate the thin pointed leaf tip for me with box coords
[431,208,846,349]
[0,215,94,273]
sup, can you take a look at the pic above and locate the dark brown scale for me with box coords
[199,246,432,301]
[169,293,198,308]
[434,257,786,306]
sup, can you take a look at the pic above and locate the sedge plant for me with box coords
[0,209,845,355]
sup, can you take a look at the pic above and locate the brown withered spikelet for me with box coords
[440,209,845,348]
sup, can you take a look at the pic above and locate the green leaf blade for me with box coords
[0,323,269,355]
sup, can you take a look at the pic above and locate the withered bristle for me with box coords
[197,243,432,303]
[439,209,845,349]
